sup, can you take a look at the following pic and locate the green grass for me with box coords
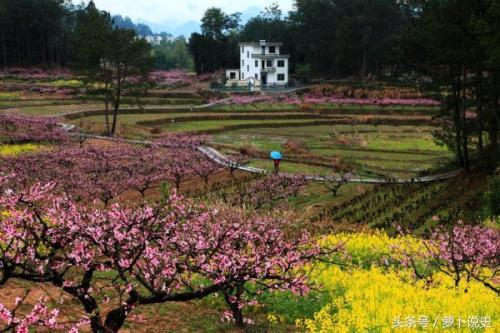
[0,92,21,101]
[248,159,332,175]
[161,119,325,132]
[15,103,105,116]
[0,99,93,109]
[211,124,453,178]
[363,133,448,152]
[290,182,374,220]
[309,147,445,161]
[48,79,84,87]
[72,113,189,125]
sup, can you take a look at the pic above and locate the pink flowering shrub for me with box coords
[213,93,440,107]
[425,223,499,289]
[148,70,193,88]
[0,114,68,144]
[465,110,478,119]
[396,221,499,292]
[0,176,326,331]
[0,143,220,202]
[0,67,73,80]
[0,296,86,333]
[224,175,307,210]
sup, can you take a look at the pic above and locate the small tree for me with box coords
[101,29,152,136]
[320,168,354,197]
[74,3,152,136]
[396,221,499,293]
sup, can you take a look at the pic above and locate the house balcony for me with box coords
[251,54,290,59]
[261,67,276,73]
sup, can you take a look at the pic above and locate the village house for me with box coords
[226,40,289,88]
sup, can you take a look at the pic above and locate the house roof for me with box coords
[239,42,283,47]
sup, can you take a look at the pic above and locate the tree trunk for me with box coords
[490,73,499,152]
[361,44,367,81]
[103,307,128,333]
[111,71,122,136]
[16,35,22,65]
[103,80,111,136]
[476,72,485,161]
[453,67,464,167]
[0,26,6,68]
[223,287,244,328]
[462,67,469,171]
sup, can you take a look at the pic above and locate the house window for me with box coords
[242,60,244,66]
[242,73,245,79]
[277,74,285,81]
[266,60,273,67]
[247,65,250,72]
[255,60,258,67]
[247,51,250,58]
[261,46,265,54]
[230,72,236,80]
[241,46,244,53]
[269,46,276,53]
[255,73,258,79]
[277,60,285,67]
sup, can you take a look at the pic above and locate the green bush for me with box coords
[489,176,500,216]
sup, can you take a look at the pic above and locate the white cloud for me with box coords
[90,0,295,26]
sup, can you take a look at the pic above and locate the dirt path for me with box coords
[51,98,233,118]
[64,129,462,185]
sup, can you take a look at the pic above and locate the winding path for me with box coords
[51,98,233,118]
[65,128,462,185]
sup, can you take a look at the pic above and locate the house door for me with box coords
[261,73,267,85]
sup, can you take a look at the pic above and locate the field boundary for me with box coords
[62,125,461,185]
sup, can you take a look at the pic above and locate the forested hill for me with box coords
[112,15,154,37]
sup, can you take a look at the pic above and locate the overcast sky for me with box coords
[90,0,295,27]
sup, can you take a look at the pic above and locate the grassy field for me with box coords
[0,92,22,101]
[67,108,448,177]
[212,123,452,178]
[159,119,332,132]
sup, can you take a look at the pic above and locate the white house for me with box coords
[226,40,289,87]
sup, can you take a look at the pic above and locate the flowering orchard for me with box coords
[0,114,497,331]
[0,67,73,80]
[212,94,440,107]
[0,114,68,144]
[0,175,333,332]
[0,125,219,203]
[147,70,193,88]
[147,70,215,88]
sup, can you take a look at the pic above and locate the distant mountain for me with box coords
[113,15,153,37]
[170,21,201,37]
[130,6,267,38]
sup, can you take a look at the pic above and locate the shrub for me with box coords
[0,114,68,144]
[489,176,500,216]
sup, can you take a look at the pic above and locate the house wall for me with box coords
[240,44,289,86]
[240,45,261,82]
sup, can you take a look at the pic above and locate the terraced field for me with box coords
[1,93,452,179]
[212,123,452,178]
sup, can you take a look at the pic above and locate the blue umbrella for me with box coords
[270,151,282,160]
